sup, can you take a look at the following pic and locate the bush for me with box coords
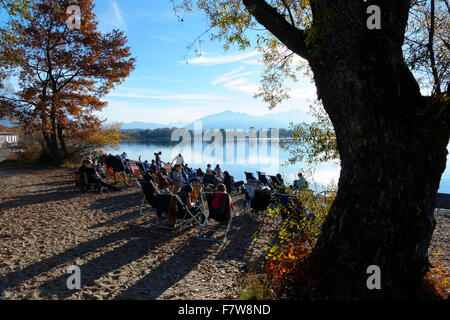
[261,184,336,298]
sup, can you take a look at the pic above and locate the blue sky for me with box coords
[92,0,317,124]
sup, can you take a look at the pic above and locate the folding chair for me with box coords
[243,183,261,218]
[133,180,196,234]
[245,171,257,182]
[257,171,269,185]
[202,173,217,191]
[190,182,203,203]
[136,162,145,173]
[271,193,314,222]
[269,175,281,186]
[197,192,233,242]
[248,189,272,218]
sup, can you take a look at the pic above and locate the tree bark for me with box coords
[57,124,68,158]
[244,0,450,298]
[306,2,449,298]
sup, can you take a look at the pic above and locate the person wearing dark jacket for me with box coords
[79,160,121,193]
[223,171,244,193]
[102,154,128,185]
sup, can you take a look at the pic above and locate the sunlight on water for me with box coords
[109,140,450,193]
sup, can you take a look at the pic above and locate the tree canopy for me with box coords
[0,0,135,163]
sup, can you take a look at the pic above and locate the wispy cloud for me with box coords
[149,35,177,43]
[222,78,259,95]
[185,51,260,66]
[211,66,259,95]
[111,1,125,28]
[211,66,256,86]
[98,0,127,31]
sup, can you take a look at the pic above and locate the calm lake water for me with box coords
[112,139,450,194]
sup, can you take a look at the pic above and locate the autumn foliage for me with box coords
[0,0,135,164]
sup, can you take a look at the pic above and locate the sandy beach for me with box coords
[0,165,448,299]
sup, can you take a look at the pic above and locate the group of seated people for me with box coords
[75,153,136,193]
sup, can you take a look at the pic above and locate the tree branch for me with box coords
[242,0,310,60]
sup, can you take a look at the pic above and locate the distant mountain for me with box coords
[183,109,311,130]
[120,109,311,131]
[121,121,188,130]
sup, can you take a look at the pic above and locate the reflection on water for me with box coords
[112,139,339,189]
[111,140,450,193]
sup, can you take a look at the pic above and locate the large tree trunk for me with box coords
[57,124,69,158]
[243,0,449,299]
[305,3,449,298]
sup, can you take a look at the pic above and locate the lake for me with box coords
[112,139,450,194]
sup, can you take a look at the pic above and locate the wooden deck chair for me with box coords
[190,182,203,203]
[133,168,142,180]
[197,192,233,242]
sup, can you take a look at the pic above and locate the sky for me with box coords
[92,0,318,124]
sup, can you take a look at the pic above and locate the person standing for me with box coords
[155,151,162,168]
[172,153,184,166]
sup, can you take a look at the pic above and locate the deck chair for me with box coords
[136,162,146,173]
[257,171,269,185]
[269,175,281,185]
[133,180,197,234]
[190,182,203,203]
[133,168,142,180]
[271,193,315,222]
[202,173,217,191]
[164,163,173,174]
[198,192,233,242]
[243,183,261,218]
[245,171,257,182]
[248,189,272,218]
[171,180,181,193]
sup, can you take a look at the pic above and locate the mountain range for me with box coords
[121,109,311,130]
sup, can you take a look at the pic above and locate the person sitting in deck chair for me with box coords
[206,163,213,175]
[149,159,157,173]
[102,154,129,185]
[79,159,121,193]
[171,164,186,189]
[196,168,204,177]
[223,171,244,193]
[212,184,235,213]
[293,172,308,189]
[142,160,150,172]
[214,164,224,182]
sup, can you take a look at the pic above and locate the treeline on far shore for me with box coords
[122,128,293,141]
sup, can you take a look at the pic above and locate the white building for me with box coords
[0,132,18,147]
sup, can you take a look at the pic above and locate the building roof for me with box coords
[0,125,16,134]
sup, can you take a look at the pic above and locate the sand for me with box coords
[0,166,448,299]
